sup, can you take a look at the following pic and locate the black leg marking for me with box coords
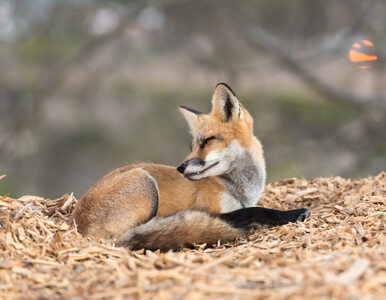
[219,207,310,229]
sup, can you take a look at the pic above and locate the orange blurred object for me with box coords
[349,40,378,69]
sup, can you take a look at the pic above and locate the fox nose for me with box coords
[177,163,186,174]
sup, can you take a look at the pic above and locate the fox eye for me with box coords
[200,136,216,148]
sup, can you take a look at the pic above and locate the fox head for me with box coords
[177,83,255,180]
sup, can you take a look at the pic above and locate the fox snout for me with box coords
[176,163,186,174]
[177,158,205,175]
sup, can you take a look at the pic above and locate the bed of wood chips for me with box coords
[0,172,385,299]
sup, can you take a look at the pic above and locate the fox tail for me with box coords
[116,207,310,251]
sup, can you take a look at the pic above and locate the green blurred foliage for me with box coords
[0,0,384,198]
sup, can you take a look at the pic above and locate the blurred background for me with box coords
[0,0,385,198]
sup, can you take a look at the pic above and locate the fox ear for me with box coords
[211,83,244,122]
[179,106,202,131]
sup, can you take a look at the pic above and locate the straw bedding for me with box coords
[0,173,385,299]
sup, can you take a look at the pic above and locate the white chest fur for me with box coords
[217,151,266,213]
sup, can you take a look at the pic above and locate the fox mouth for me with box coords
[184,161,219,179]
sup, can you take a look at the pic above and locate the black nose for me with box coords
[177,163,186,174]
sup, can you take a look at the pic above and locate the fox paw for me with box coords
[297,208,311,222]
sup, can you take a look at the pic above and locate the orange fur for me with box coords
[72,83,267,249]
[72,163,226,238]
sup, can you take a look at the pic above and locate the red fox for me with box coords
[72,83,310,250]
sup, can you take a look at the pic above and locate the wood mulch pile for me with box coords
[0,172,385,299]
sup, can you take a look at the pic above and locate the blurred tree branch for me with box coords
[34,2,145,115]
[1,0,385,193]
[210,0,385,177]
[215,0,385,109]
[245,24,386,109]
[0,2,146,154]
[237,21,385,110]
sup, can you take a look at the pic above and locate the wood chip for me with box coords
[296,188,318,196]
[0,172,385,299]
[338,259,370,285]
[61,193,76,211]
